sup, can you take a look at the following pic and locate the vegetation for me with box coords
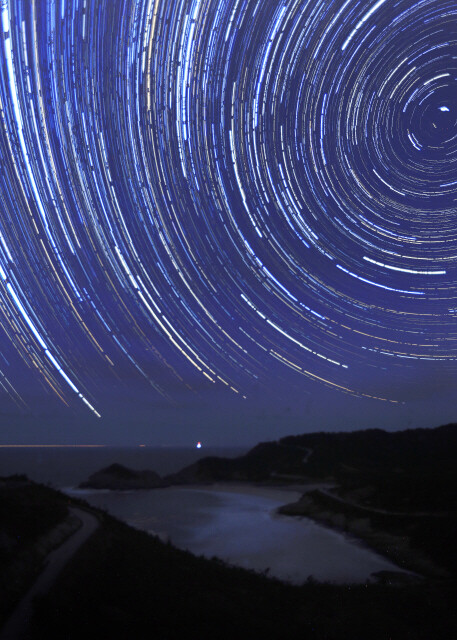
[281,423,457,510]
[279,489,457,579]
[29,509,457,640]
[0,475,68,547]
[0,476,69,626]
[165,424,457,505]
[3,423,457,638]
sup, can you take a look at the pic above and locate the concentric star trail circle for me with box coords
[0,0,456,419]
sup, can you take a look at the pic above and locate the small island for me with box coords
[80,463,168,490]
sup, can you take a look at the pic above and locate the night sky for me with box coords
[0,0,456,445]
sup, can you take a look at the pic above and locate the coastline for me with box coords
[175,481,426,582]
[72,436,452,581]
[174,480,317,499]
[24,499,457,640]
[277,490,451,581]
[68,474,452,584]
[70,480,416,583]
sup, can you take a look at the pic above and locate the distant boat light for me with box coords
[196,441,202,449]
[439,106,449,112]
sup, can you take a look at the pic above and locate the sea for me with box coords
[1,446,405,585]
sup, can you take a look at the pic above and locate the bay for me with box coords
[68,483,405,585]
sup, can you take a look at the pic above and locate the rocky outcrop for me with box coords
[79,464,168,490]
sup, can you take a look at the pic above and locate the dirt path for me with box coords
[0,507,99,640]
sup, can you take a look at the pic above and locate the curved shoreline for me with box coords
[69,481,414,584]
[278,490,450,581]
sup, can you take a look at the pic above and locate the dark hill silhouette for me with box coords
[80,463,166,490]
[164,424,457,510]
[80,424,457,511]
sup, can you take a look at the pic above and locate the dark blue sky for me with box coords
[0,0,456,445]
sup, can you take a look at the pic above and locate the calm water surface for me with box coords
[2,447,407,584]
[68,484,404,585]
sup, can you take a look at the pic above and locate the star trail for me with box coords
[0,0,456,432]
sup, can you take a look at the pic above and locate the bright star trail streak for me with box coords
[0,0,456,425]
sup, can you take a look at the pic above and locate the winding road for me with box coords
[0,507,99,640]
[317,488,448,518]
